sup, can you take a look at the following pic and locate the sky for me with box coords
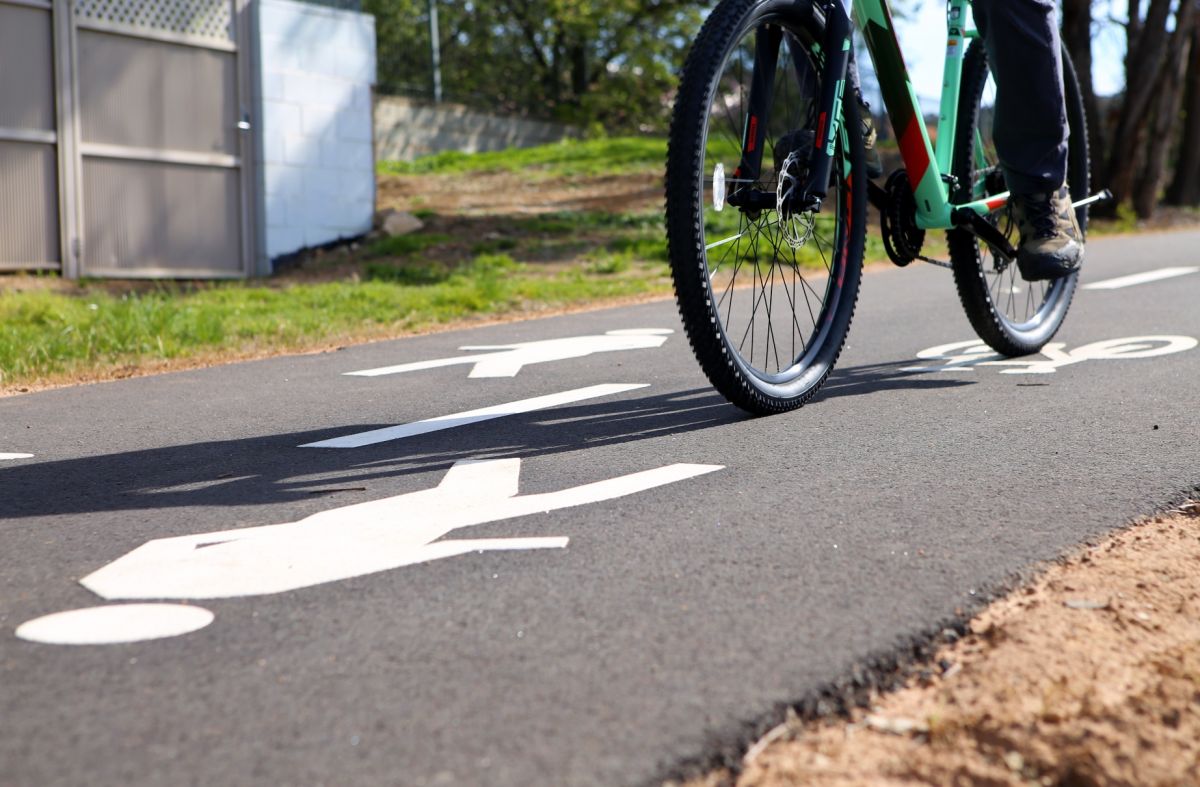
[886,1,1126,110]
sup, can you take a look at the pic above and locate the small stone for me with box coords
[1065,598,1109,610]
[864,714,928,735]
[1003,751,1025,772]
[380,209,425,237]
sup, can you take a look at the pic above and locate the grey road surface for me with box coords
[2,231,1198,786]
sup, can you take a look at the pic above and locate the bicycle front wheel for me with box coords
[665,0,866,415]
[948,41,1089,356]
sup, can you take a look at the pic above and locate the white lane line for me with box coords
[0,453,34,460]
[1083,266,1199,290]
[300,383,649,449]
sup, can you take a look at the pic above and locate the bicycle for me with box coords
[665,0,1109,414]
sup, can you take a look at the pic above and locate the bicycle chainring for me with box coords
[880,169,926,267]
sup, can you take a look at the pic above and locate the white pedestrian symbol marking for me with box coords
[904,335,1197,375]
[345,329,674,379]
[17,458,722,644]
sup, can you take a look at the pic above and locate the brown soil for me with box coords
[376,170,663,216]
[682,504,1200,787]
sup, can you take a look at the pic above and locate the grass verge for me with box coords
[0,253,671,391]
[377,136,667,178]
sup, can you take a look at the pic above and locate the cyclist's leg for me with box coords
[972,0,1068,194]
[974,0,1081,280]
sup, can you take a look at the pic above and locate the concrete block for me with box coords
[283,132,314,166]
[261,100,301,139]
[302,102,343,138]
[266,224,306,258]
[260,70,286,102]
[338,105,373,143]
[286,73,355,109]
[263,163,304,198]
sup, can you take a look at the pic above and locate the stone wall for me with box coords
[374,96,578,162]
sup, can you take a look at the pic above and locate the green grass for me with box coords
[0,255,670,387]
[377,136,667,178]
[364,233,451,258]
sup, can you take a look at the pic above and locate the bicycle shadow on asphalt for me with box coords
[1,387,742,521]
[815,359,975,401]
[1,363,970,522]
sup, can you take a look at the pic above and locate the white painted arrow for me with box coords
[346,329,674,379]
[80,458,723,601]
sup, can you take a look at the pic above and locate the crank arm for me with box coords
[1072,189,1113,210]
[951,208,1018,260]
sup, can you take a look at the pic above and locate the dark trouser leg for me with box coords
[972,0,1068,194]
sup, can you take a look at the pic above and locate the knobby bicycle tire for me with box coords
[948,41,1089,356]
[665,0,867,415]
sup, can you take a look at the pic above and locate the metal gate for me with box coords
[0,0,254,278]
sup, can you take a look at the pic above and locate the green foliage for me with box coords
[363,260,450,285]
[363,0,703,133]
[377,136,667,177]
[364,233,451,257]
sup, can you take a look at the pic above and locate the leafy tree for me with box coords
[365,0,703,133]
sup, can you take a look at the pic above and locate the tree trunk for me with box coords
[1061,0,1107,188]
[1132,2,1197,217]
[1167,22,1200,205]
[1106,0,1177,207]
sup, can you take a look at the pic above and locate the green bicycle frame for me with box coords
[852,0,1006,229]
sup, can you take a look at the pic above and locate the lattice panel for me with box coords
[75,0,233,42]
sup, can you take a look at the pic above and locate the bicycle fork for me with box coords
[727,0,853,214]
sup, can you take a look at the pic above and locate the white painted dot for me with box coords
[0,453,34,460]
[15,604,214,645]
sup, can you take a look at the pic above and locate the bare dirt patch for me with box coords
[377,171,663,216]
[682,504,1200,787]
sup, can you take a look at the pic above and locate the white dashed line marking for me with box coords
[1083,266,1199,290]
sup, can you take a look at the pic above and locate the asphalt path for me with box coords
[2,231,1198,786]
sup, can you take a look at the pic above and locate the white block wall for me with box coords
[256,0,376,264]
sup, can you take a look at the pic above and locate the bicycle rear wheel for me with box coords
[948,41,1089,356]
[665,0,866,415]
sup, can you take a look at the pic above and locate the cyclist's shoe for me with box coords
[861,106,884,180]
[1012,186,1083,281]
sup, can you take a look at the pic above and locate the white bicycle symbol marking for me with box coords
[905,335,1198,375]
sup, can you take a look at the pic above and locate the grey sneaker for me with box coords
[1011,186,1083,281]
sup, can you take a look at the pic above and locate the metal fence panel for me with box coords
[0,0,60,270]
[0,141,60,270]
[77,31,237,155]
[74,0,233,42]
[81,157,242,275]
[0,0,252,278]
